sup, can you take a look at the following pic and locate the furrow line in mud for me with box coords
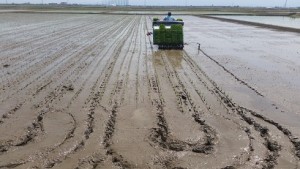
[42,17,139,169]
[182,54,265,168]
[241,107,300,159]
[134,18,144,104]
[143,19,171,165]
[0,20,103,86]
[0,103,23,125]
[182,52,273,167]
[0,15,89,38]
[0,17,120,81]
[0,86,71,157]
[0,109,77,169]
[85,23,136,140]
[182,51,299,168]
[0,21,98,74]
[105,17,141,106]
[0,17,136,168]
[1,35,94,122]
[160,52,217,153]
[52,16,134,109]
[0,108,46,155]
[145,18,196,167]
[32,16,131,96]
[0,17,99,53]
[0,17,134,161]
[236,109,281,169]
[0,17,129,107]
[71,17,137,107]
[101,18,141,169]
[145,17,250,168]
[144,30,217,167]
[198,49,264,97]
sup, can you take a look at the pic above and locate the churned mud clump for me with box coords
[0,13,299,169]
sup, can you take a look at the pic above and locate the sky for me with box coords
[1,0,300,7]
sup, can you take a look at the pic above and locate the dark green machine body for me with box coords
[152,19,184,49]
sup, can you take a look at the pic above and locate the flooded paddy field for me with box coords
[0,13,299,169]
[214,15,300,29]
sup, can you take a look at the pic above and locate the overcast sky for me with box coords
[1,0,300,7]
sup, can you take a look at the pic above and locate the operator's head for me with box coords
[168,12,171,16]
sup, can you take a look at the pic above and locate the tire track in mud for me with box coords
[0,16,129,124]
[152,51,251,168]
[0,15,88,39]
[158,52,217,154]
[0,20,98,76]
[144,18,249,168]
[1,14,299,169]
[43,16,140,169]
[181,51,299,168]
[0,14,131,141]
[0,15,138,168]
[0,16,93,53]
[0,17,95,74]
[241,107,300,159]
[179,53,261,168]
[0,21,101,99]
[0,16,121,84]
[101,16,161,169]
[146,15,297,167]
[99,18,142,169]
[144,18,226,168]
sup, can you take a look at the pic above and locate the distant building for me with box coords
[106,0,128,6]
[49,3,58,5]
[60,2,68,5]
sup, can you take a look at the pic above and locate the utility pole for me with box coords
[284,0,288,8]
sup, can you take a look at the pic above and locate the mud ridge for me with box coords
[0,109,47,159]
[0,16,132,141]
[76,153,104,169]
[237,109,281,168]
[75,17,139,169]
[0,19,106,81]
[100,17,143,168]
[160,52,217,152]
[85,18,137,140]
[0,161,26,169]
[0,103,23,124]
[210,83,282,168]
[181,51,288,168]
[0,17,125,104]
[241,107,300,159]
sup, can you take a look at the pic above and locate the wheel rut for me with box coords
[0,14,299,169]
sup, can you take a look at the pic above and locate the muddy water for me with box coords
[0,13,299,169]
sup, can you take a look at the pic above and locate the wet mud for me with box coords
[0,13,299,169]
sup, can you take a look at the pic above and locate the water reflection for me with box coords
[216,15,300,29]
